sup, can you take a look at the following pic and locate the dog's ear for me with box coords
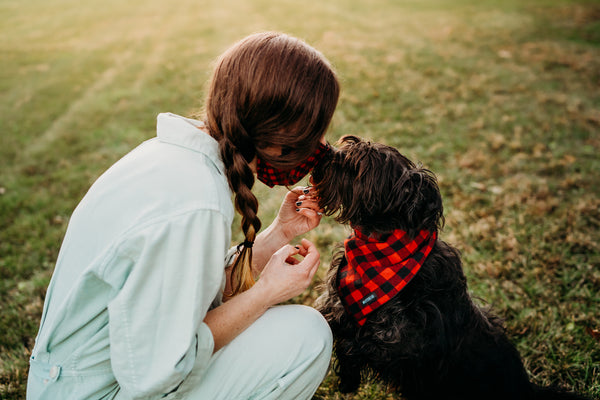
[312,144,349,216]
[312,135,366,220]
[395,167,444,236]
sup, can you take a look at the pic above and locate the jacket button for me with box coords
[49,365,59,379]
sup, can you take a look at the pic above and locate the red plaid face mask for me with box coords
[256,142,330,187]
[337,228,437,326]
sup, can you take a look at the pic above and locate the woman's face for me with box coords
[253,136,329,187]
[250,136,327,173]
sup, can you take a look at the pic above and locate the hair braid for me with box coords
[217,131,262,296]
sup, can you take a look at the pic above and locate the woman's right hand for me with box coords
[205,239,320,352]
[253,238,320,306]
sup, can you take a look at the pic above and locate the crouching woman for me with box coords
[27,32,339,400]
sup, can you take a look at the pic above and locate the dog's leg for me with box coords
[335,348,364,393]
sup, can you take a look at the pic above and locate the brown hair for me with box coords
[311,135,444,238]
[204,32,339,295]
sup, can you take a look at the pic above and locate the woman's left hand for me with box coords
[274,186,323,242]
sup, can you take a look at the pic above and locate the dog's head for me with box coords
[312,135,444,237]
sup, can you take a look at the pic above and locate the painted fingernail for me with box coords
[295,201,302,206]
[294,245,300,249]
[295,208,300,212]
[303,188,310,194]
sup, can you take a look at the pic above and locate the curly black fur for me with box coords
[312,136,589,400]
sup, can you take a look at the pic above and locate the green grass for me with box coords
[1,0,599,398]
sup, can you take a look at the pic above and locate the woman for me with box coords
[27,32,340,400]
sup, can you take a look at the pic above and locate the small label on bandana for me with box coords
[361,293,377,306]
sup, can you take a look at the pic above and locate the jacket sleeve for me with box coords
[105,208,230,399]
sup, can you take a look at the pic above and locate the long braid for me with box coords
[210,116,262,296]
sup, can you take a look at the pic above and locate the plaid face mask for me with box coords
[256,142,330,187]
[337,228,437,326]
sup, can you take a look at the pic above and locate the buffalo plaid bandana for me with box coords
[256,142,330,187]
[338,228,437,326]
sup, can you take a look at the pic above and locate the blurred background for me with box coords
[1,0,598,398]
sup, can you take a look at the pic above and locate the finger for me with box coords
[301,239,321,277]
[295,197,319,208]
[272,244,299,262]
[296,200,324,215]
[296,207,323,222]
[308,257,321,279]
[293,243,309,257]
[301,238,316,251]
[289,186,310,196]
[300,190,318,200]
[298,239,320,267]
[301,252,320,281]
[296,190,319,202]
[285,188,301,200]
[297,186,317,197]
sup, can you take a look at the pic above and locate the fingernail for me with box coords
[303,188,310,194]
[295,201,302,206]
[294,245,300,249]
[295,208,300,212]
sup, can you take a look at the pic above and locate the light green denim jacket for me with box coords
[27,113,234,399]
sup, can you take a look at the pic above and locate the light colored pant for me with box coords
[30,304,331,400]
[190,304,333,400]
[115,304,333,400]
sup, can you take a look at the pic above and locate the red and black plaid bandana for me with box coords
[256,142,330,187]
[337,228,437,326]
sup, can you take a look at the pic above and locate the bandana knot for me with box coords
[337,228,437,326]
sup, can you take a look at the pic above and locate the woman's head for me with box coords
[311,135,444,238]
[205,32,340,295]
[206,31,339,167]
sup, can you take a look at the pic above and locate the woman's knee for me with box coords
[181,305,332,400]
[260,305,333,393]
[264,304,332,352]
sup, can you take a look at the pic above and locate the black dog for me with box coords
[312,136,589,400]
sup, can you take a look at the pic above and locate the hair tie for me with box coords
[237,240,254,252]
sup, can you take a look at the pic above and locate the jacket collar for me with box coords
[156,112,225,175]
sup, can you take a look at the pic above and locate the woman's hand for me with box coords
[249,186,323,276]
[205,239,320,352]
[273,186,323,243]
[253,239,320,306]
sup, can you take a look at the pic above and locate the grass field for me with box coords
[1,0,599,398]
